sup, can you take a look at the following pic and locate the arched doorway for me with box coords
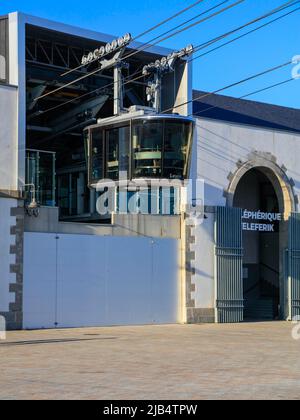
[226,155,296,321]
[233,168,281,320]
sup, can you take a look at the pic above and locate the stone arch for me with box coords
[225,152,296,221]
[224,152,297,320]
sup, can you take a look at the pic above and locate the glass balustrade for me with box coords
[25,149,56,207]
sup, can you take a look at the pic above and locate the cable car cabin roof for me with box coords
[84,109,195,131]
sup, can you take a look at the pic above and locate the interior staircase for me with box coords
[244,296,274,320]
[244,263,279,320]
[243,274,278,320]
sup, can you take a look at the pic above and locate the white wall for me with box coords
[23,233,180,329]
[0,84,18,191]
[192,118,300,207]
[0,198,17,312]
[191,118,300,310]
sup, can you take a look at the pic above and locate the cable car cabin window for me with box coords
[119,126,130,176]
[106,126,129,180]
[163,121,191,179]
[91,129,104,182]
[87,117,193,185]
[132,120,163,178]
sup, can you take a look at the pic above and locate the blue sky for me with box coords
[1,0,299,108]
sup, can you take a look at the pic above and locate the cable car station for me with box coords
[1,12,300,330]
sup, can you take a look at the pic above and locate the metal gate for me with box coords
[215,207,243,323]
[288,213,300,320]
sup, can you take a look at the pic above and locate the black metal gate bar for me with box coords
[215,207,244,323]
[288,213,300,320]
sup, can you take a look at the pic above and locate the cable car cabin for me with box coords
[84,109,194,188]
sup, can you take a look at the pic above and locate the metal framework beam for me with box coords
[26,37,86,71]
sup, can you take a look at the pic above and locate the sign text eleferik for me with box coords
[242,209,281,232]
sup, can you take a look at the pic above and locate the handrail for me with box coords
[244,281,260,296]
[260,262,279,275]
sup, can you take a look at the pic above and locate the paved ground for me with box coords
[0,322,300,400]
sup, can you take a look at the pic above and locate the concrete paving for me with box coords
[0,322,300,400]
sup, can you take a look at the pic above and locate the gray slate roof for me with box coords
[193,90,300,134]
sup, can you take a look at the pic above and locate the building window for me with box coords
[0,19,8,83]
[91,128,104,182]
[106,126,130,180]
[57,172,89,217]
[132,120,163,178]
[163,121,191,179]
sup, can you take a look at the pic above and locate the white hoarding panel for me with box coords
[23,233,179,329]
[23,233,57,329]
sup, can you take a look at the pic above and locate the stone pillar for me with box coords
[0,199,24,330]
[185,207,216,324]
[185,223,196,323]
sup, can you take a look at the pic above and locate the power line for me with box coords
[73,0,228,81]
[163,60,292,114]
[61,0,207,77]
[191,78,295,118]
[190,0,300,62]
[34,0,245,103]
[31,1,231,115]
[30,1,299,118]
[62,0,297,79]
[34,62,294,124]
[241,78,294,100]
[190,77,297,175]
[122,0,245,61]
[129,0,231,57]
[133,0,206,41]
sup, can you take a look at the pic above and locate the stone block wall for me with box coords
[0,198,24,330]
